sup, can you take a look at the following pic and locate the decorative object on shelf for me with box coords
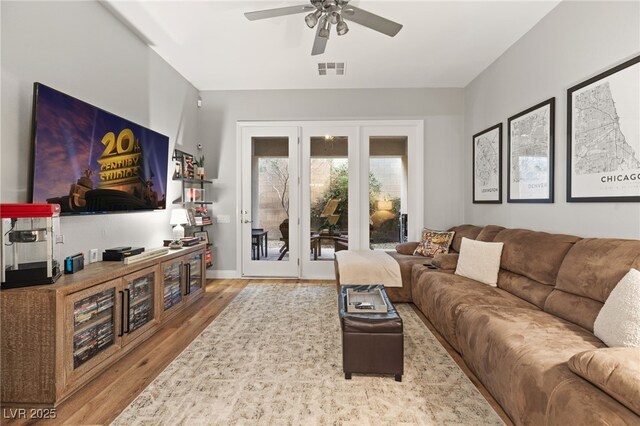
[507,98,555,203]
[473,123,502,204]
[173,159,182,179]
[187,208,196,226]
[169,208,189,238]
[194,155,206,180]
[567,55,640,202]
[193,231,210,244]
[168,239,183,250]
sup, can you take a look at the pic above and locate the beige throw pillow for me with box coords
[454,237,504,287]
[594,268,640,348]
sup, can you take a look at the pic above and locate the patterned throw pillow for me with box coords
[413,229,455,257]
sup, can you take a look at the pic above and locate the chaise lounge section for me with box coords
[391,225,640,425]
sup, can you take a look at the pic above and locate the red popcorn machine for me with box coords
[1,203,62,288]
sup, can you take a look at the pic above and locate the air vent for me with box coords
[317,62,346,76]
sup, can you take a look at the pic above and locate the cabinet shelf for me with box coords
[74,310,113,335]
[173,201,213,205]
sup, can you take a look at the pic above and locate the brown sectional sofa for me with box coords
[390,224,640,426]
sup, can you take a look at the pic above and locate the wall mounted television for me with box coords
[30,83,170,215]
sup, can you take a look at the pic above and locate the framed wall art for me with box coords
[567,55,640,202]
[507,98,555,203]
[473,123,502,203]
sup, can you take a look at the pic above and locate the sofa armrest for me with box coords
[568,348,640,416]
[396,242,419,255]
[431,253,459,270]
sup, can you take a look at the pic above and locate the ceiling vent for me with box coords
[318,62,345,76]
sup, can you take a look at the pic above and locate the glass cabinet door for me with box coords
[72,288,116,369]
[126,271,155,333]
[162,258,183,313]
[65,278,122,387]
[185,252,203,295]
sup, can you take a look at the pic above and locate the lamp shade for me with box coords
[377,200,393,211]
[169,208,189,225]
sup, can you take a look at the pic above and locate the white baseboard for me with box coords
[206,270,239,279]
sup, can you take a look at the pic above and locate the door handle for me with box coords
[242,220,252,223]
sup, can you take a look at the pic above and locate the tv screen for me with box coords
[30,83,169,214]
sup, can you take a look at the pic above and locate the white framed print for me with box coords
[567,55,640,202]
[507,98,555,203]
[473,123,502,203]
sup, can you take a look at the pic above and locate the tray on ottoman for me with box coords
[346,287,388,313]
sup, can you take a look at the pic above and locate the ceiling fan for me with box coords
[244,0,403,55]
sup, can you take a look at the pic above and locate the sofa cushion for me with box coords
[493,229,580,307]
[456,305,605,426]
[385,251,429,302]
[413,229,455,257]
[431,253,459,270]
[546,376,640,426]
[476,224,505,242]
[395,241,419,256]
[545,238,640,332]
[569,348,640,415]
[454,238,504,286]
[594,268,640,347]
[412,272,536,351]
[448,224,483,253]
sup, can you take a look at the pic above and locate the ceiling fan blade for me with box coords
[342,6,403,37]
[311,21,330,56]
[244,4,314,21]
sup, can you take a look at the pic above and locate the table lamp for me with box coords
[169,208,189,239]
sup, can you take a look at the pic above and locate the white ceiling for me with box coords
[104,0,560,91]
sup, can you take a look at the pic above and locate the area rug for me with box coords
[112,283,504,425]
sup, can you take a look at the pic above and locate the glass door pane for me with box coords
[309,136,349,260]
[72,288,116,369]
[369,136,408,249]
[127,272,154,333]
[162,259,183,311]
[187,253,202,293]
[241,127,299,277]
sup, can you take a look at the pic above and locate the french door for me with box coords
[240,126,299,277]
[239,121,423,279]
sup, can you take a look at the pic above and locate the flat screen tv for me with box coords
[30,83,169,215]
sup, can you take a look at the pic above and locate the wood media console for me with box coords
[1,244,206,407]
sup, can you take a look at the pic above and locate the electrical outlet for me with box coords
[89,249,98,263]
[56,235,64,244]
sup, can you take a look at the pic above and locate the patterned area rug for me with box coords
[112,283,504,425]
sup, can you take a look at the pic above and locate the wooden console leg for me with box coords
[345,373,352,380]
[395,375,402,382]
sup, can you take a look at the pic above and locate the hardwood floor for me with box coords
[2,279,512,425]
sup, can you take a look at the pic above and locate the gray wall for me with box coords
[199,89,465,272]
[1,1,200,259]
[464,0,640,238]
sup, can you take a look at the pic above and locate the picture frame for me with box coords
[183,188,204,203]
[567,55,640,202]
[186,208,196,226]
[193,231,209,244]
[473,123,502,204]
[507,98,555,203]
[182,153,195,179]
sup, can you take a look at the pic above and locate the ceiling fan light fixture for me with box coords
[328,11,340,25]
[336,19,349,36]
[318,18,330,38]
[305,9,322,28]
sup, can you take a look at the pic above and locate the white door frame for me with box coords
[236,120,424,279]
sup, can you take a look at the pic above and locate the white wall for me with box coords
[464,0,640,238]
[1,1,200,259]
[199,89,465,272]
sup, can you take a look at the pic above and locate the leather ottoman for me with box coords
[338,285,404,382]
